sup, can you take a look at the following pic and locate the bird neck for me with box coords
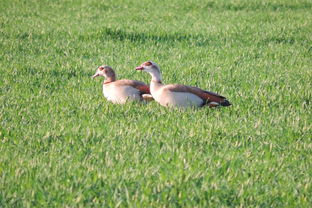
[104,76,116,84]
[150,70,162,84]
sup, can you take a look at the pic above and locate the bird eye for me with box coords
[145,61,152,66]
[99,67,104,71]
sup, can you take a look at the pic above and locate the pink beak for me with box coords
[136,66,144,70]
[92,73,99,78]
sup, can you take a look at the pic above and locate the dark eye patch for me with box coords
[144,61,152,66]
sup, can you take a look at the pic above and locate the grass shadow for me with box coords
[203,1,312,11]
[91,27,223,47]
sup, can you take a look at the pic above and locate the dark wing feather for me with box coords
[165,84,229,104]
[115,80,151,94]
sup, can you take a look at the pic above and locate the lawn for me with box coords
[0,0,311,207]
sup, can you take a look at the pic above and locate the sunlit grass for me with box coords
[0,0,311,207]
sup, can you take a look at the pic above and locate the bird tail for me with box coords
[202,91,231,107]
[142,94,154,102]
[220,99,231,106]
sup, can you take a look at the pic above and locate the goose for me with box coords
[92,65,153,104]
[136,61,231,108]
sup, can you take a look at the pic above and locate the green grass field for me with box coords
[1,0,311,207]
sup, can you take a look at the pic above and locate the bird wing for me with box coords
[164,84,227,103]
[114,80,151,94]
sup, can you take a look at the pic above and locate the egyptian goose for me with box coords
[92,65,152,104]
[136,61,231,108]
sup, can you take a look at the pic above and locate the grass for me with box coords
[0,0,311,207]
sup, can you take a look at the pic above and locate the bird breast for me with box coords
[153,89,203,108]
[103,84,142,104]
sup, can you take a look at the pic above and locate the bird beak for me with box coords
[136,66,144,70]
[92,73,99,78]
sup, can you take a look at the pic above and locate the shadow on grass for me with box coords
[203,1,312,11]
[260,36,311,49]
[101,27,194,43]
[18,66,91,79]
[90,27,308,48]
[261,37,296,45]
[83,27,223,47]
[14,27,308,49]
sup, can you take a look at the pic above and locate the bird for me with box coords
[92,65,153,104]
[135,61,231,108]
